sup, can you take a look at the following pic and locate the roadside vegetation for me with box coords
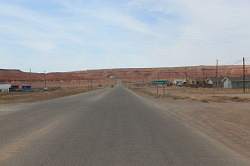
[130,86,250,103]
[0,87,101,104]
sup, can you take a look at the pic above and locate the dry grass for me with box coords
[0,87,98,104]
[131,86,250,103]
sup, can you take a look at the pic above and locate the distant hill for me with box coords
[0,65,249,82]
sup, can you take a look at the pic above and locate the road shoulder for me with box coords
[130,88,250,161]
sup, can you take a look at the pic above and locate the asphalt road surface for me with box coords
[0,86,248,166]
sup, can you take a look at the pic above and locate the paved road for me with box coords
[0,86,248,166]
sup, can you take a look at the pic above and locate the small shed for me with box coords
[21,85,32,92]
[206,77,224,88]
[173,79,187,86]
[206,78,214,87]
[0,84,11,93]
[222,77,250,89]
[210,77,224,87]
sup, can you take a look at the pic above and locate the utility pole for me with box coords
[216,59,219,88]
[88,79,90,90]
[184,67,188,81]
[156,71,159,97]
[243,57,246,94]
[29,68,32,85]
[88,79,93,90]
[202,68,205,87]
[44,71,47,90]
[163,83,166,97]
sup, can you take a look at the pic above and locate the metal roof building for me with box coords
[0,83,11,93]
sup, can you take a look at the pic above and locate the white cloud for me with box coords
[1,0,250,71]
[128,0,250,66]
[0,2,94,54]
[55,0,159,37]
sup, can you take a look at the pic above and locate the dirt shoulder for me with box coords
[0,87,100,105]
[132,87,250,159]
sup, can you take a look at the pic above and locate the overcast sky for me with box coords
[0,0,250,72]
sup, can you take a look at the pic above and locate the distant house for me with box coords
[0,83,11,93]
[206,78,214,87]
[222,77,250,89]
[207,77,224,88]
[189,77,223,88]
[189,79,210,88]
[9,85,20,92]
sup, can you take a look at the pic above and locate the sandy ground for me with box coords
[0,87,99,105]
[131,87,250,159]
[132,86,250,102]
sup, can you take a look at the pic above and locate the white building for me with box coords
[0,84,11,93]
[222,77,232,89]
[173,79,186,85]
[222,77,250,89]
